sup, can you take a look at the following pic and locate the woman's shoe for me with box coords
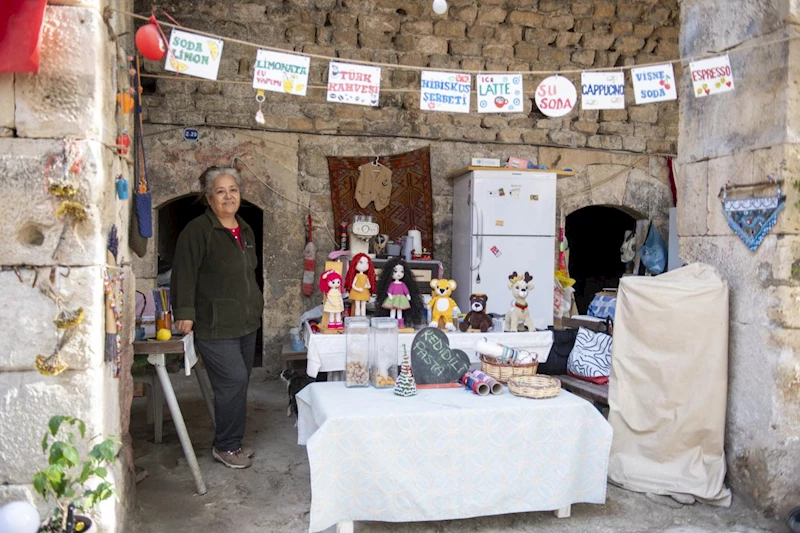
[212,447,251,469]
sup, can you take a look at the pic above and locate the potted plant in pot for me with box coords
[33,415,118,533]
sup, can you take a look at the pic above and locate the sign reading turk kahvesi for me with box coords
[690,55,734,98]
[419,71,471,113]
[535,75,577,117]
[164,29,223,80]
[477,74,523,113]
[326,62,381,106]
[252,50,310,96]
[581,72,625,110]
[631,64,677,104]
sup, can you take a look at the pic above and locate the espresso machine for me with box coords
[348,215,379,257]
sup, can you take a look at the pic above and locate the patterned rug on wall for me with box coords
[327,146,434,253]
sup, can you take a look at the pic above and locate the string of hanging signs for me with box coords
[133,11,752,119]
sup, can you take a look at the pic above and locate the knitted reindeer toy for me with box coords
[504,271,535,332]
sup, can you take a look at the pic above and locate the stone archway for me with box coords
[131,127,306,372]
[565,205,640,313]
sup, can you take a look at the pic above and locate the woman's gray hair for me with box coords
[199,167,242,199]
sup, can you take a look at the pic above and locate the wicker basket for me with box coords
[508,375,561,399]
[480,354,538,384]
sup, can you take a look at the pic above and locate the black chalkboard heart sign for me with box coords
[410,327,471,385]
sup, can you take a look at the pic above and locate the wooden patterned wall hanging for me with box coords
[327,147,434,253]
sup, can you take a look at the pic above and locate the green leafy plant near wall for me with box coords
[33,416,118,533]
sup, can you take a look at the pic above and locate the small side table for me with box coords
[133,339,208,496]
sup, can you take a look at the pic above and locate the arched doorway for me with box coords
[566,206,638,314]
[157,195,265,364]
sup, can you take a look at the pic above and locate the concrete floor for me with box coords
[129,368,785,533]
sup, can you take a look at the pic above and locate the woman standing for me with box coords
[171,167,263,469]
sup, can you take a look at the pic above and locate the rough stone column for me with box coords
[678,0,800,516]
[0,2,135,531]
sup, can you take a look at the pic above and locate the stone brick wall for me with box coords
[0,3,135,531]
[135,0,679,371]
[138,0,679,153]
[678,0,800,517]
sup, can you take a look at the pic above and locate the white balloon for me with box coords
[0,501,41,533]
[432,0,448,15]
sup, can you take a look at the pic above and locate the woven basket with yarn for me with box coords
[480,354,538,384]
[508,375,561,399]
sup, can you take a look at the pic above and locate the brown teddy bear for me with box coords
[459,293,494,332]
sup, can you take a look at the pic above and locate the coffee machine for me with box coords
[348,215,379,257]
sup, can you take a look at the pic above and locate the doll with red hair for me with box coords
[345,253,376,317]
[319,269,344,329]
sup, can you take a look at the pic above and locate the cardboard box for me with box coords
[471,158,500,167]
[507,157,533,169]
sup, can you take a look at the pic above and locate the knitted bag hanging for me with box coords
[721,185,785,251]
[133,55,153,239]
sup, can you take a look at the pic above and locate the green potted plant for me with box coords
[33,416,118,533]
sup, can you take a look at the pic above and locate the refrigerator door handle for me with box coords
[471,201,483,271]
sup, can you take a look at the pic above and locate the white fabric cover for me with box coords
[304,321,553,378]
[608,263,731,506]
[298,383,612,532]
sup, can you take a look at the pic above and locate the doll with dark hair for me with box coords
[375,257,425,328]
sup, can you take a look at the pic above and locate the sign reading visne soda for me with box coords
[535,75,577,117]
[477,74,523,113]
[690,55,734,98]
[164,29,223,80]
[326,62,381,107]
[581,72,625,110]
[420,71,471,113]
[631,64,677,104]
[252,50,310,96]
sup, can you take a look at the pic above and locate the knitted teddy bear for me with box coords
[459,293,493,332]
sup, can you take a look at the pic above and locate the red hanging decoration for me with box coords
[116,130,131,156]
[135,16,166,61]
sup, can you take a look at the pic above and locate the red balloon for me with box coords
[135,24,166,61]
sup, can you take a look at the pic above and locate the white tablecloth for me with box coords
[304,322,553,378]
[297,382,612,532]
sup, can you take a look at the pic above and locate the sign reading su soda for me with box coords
[535,75,577,117]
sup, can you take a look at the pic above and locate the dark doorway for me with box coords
[158,195,265,366]
[565,206,636,315]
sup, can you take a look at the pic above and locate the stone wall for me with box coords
[0,3,135,532]
[138,0,679,153]
[136,0,679,370]
[678,0,800,516]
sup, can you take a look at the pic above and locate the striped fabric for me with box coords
[567,327,612,378]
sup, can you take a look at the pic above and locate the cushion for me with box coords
[587,294,617,320]
[567,327,613,381]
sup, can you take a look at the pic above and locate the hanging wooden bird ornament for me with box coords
[116,92,134,114]
[255,90,266,125]
[116,129,131,156]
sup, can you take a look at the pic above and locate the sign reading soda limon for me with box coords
[477,74,523,113]
[165,29,223,80]
[326,62,381,106]
[690,55,734,98]
[252,50,310,96]
[420,71,471,113]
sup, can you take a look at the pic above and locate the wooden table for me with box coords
[133,339,209,495]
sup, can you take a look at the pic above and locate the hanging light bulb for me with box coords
[432,0,448,15]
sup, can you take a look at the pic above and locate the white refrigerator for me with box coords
[451,169,557,328]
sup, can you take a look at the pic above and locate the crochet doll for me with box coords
[375,257,425,328]
[344,253,376,317]
[319,269,344,329]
